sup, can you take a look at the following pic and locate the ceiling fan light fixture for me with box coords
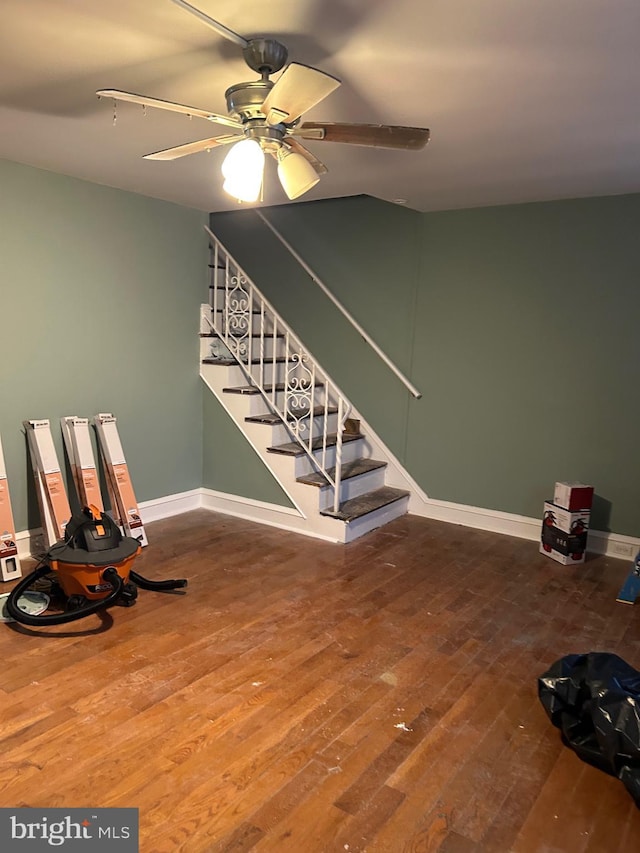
[221,138,265,202]
[277,148,320,200]
[98,6,431,207]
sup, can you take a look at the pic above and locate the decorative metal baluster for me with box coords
[259,299,265,390]
[284,340,313,450]
[308,361,316,458]
[333,396,345,513]
[223,254,231,343]
[284,332,290,414]
[271,315,278,408]
[209,245,214,315]
[213,243,219,326]
[322,379,330,476]
[226,266,250,364]
[316,376,327,475]
[247,282,255,382]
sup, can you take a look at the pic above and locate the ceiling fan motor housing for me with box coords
[242,38,288,75]
[225,80,274,121]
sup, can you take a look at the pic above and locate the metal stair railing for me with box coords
[203,225,351,514]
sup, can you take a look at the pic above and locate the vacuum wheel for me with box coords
[66,595,88,612]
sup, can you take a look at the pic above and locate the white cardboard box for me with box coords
[553,481,594,512]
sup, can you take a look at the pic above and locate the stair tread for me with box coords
[320,486,410,522]
[246,405,339,425]
[222,383,324,395]
[213,308,263,314]
[200,332,285,339]
[297,458,387,487]
[210,283,254,289]
[202,357,236,365]
[267,432,363,456]
[202,356,288,366]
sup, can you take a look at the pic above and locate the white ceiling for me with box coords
[1,0,638,213]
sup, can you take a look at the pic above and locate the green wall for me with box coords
[207,193,640,536]
[410,195,640,534]
[0,160,208,531]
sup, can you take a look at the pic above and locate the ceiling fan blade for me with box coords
[284,138,328,175]
[293,122,430,150]
[96,90,243,130]
[144,135,242,160]
[262,63,341,125]
[170,0,248,47]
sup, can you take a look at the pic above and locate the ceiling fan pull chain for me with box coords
[112,100,117,126]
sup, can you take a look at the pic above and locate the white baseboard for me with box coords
[138,489,202,523]
[587,528,640,560]
[411,496,640,561]
[11,488,639,562]
[200,488,342,542]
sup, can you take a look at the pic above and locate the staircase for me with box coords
[199,227,412,543]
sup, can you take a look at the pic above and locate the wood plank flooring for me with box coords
[1,509,639,852]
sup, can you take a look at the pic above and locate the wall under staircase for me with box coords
[199,227,422,544]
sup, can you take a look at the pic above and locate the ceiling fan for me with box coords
[97,0,430,203]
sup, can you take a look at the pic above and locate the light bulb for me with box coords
[221,139,265,203]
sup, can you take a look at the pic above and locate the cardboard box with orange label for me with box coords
[94,414,148,547]
[0,435,21,581]
[61,416,104,511]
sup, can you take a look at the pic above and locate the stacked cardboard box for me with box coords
[540,482,593,565]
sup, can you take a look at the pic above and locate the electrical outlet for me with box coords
[612,542,635,559]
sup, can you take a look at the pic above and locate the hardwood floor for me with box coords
[1,509,639,852]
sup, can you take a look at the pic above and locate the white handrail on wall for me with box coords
[255,210,422,400]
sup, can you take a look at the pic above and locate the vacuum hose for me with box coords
[129,570,188,591]
[6,566,125,626]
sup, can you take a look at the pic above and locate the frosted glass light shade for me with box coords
[277,150,320,200]
[221,138,265,202]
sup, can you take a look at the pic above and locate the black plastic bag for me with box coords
[538,652,640,806]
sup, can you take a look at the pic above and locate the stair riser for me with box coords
[202,335,282,361]
[343,495,410,543]
[262,414,341,447]
[225,362,325,390]
[205,366,328,415]
[224,362,282,388]
[315,466,388,510]
[292,438,365,478]
[210,311,281,337]
[246,388,330,416]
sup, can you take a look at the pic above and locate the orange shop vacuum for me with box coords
[5,506,186,626]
